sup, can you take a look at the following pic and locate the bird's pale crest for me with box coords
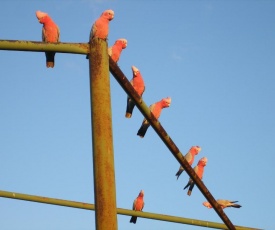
[119,38,128,46]
[163,97,172,106]
[103,9,115,20]
[192,146,201,152]
[201,157,208,163]
[36,10,48,19]
[132,65,139,73]
[195,146,201,150]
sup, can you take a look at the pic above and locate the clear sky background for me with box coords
[0,1,274,229]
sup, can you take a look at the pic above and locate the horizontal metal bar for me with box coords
[0,190,261,230]
[0,39,88,54]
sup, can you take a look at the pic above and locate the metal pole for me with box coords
[0,39,239,229]
[0,40,88,54]
[0,190,261,230]
[89,38,117,230]
[108,58,236,230]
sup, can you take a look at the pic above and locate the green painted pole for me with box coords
[0,190,261,230]
[108,58,236,230]
[89,38,117,230]
[0,40,88,54]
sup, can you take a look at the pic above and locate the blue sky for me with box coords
[0,0,274,229]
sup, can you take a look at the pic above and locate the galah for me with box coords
[203,200,241,209]
[125,66,145,118]
[90,9,114,39]
[183,157,207,196]
[108,38,127,63]
[175,146,201,180]
[86,9,114,59]
[36,10,60,68]
[137,97,171,138]
[130,190,145,224]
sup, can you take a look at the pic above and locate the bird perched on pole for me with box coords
[86,9,114,59]
[175,146,201,180]
[125,65,145,118]
[183,157,207,196]
[90,10,115,40]
[108,38,127,63]
[130,190,145,224]
[36,10,60,68]
[137,97,171,138]
[90,9,114,40]
[203,200,242,209]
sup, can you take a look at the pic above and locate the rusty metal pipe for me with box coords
[109,57,236,230]
[89,38,117,230]
[0,190,261,230]
[0,39,88,54]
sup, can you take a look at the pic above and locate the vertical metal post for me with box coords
[89,38,118,230]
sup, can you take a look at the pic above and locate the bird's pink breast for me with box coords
[43,20,59,42]
[94,18,109,39]
[135,197,144,211]
[133,76,145,95]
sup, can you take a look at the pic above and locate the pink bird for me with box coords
[203,200,241,209]
[125,66,145,118]
[36,10,60,68]
[130,190,145,224]
[137,97,171,138]
[86,9,114,59]
[175,146,201,180]
[183,157,207,196]
[108,38,127,63]
[90,9,114,40]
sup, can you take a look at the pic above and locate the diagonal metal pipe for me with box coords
[108,57,236,230]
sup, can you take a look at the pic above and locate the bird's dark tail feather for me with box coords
[45,52,55,68]
[175,170,183,180]
[46,62,54,68]
[125,98,135,118]
[184,181,195,196]
[183,182,190,190]
[189,182,195,191]
[230,202,241,208]
[187,183,195,196]
[175,167,184,180]
[130,216,137,224]
[137,123,150,138]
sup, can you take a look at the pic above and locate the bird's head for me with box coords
[139,190,144,197]
[199,157,208,166]
[117,38,127,49]
[131,65,139,75]
[161,97,171,108]
[36,10,48,23]
[191,146,201,155]
[203,201,212,208]
[102,9,114,21]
